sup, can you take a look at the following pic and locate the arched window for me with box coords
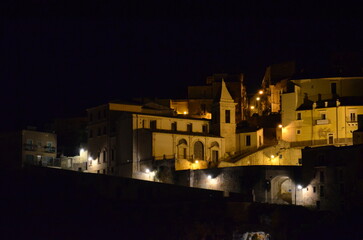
[177,139,188,159]
[194,141,204,160]
[178,139,187,146]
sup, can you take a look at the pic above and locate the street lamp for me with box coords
[295,184,302,205]
[259,90,264,95]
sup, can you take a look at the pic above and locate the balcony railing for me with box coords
[44,146,56,153]
[24,144,37,151]
[316,119,329,125]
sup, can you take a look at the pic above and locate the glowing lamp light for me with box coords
[207,175,212,179]
[297,185,303,190]
[250,106,255,110]
[270,155,275,159]
[259,90,263,95]
[195,160,199,164]
[145,168,150,173]
[183,111,187,115]
[80,148,84,153]
[88,157,93,161]
[256,97,260,101]
[278,124,283,128]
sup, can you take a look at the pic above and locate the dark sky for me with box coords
[2,1,363,131]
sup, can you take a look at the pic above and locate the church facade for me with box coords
[86,80,262,180]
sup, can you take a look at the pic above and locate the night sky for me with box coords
[2,1,363,131]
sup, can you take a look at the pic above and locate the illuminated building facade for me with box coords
[281,77,363,147]
[86,80,262,180]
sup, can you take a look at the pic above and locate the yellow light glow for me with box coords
[259,90,263,94]
[207,175,212,179]
[270,155,275,159]
[145,168,150,173]
[195,160,199,164]
[256,97,260,101]
[278,124,283,128]
[88,157,93,161]
[183,111,187,115]
[250,106,255,110]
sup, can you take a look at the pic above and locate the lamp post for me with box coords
[295,184,302,205]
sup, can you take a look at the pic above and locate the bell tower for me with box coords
[211,79,237,154]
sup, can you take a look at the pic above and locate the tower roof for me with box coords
[219,79,234,103]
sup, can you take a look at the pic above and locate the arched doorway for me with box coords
[194,141,204,160]
[270,176,293,204]
[177,139,188,159]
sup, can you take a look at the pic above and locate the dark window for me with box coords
[316,201,320,209]
[331,82,337,95]
[111,149,114,161]
[97,128,101,136]
[328,134,334,144]
[313,186,316,193]
[103,126,107,135]
[202,125,208,133]
[297,112,302,120]
[97,152,100,163]
[225,110,230,123]
[150,120,157,130]
[350,112,356,122]
[103,169,106,174]
[183,148,187,159]
[103,109,107,118]
[89,129,93,138]
[246,135,251,146]
[320,171,325,183]
[98,111,101,120]
[321,113,326,120]
[187,123,193,132]
[201,104,206,113]
[103,150,107,163]
[320,186,324,197]
[89,113,93,122]
[171,122,177,131]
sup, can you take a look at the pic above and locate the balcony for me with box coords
[316,119,329,125]
[24,144,37,151]
[44,146,56,153]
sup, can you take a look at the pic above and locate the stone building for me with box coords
[301,144,363,212]
[0,128,57,169]
[170,73,248,122]
[281,77,363,147]
[86,80,262,180]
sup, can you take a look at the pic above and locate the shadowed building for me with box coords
[0,128,57,169]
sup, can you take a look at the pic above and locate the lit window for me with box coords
[150,120,157,130]
[349,110,357,122]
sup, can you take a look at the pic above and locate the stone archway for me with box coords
[270,176,293,204]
